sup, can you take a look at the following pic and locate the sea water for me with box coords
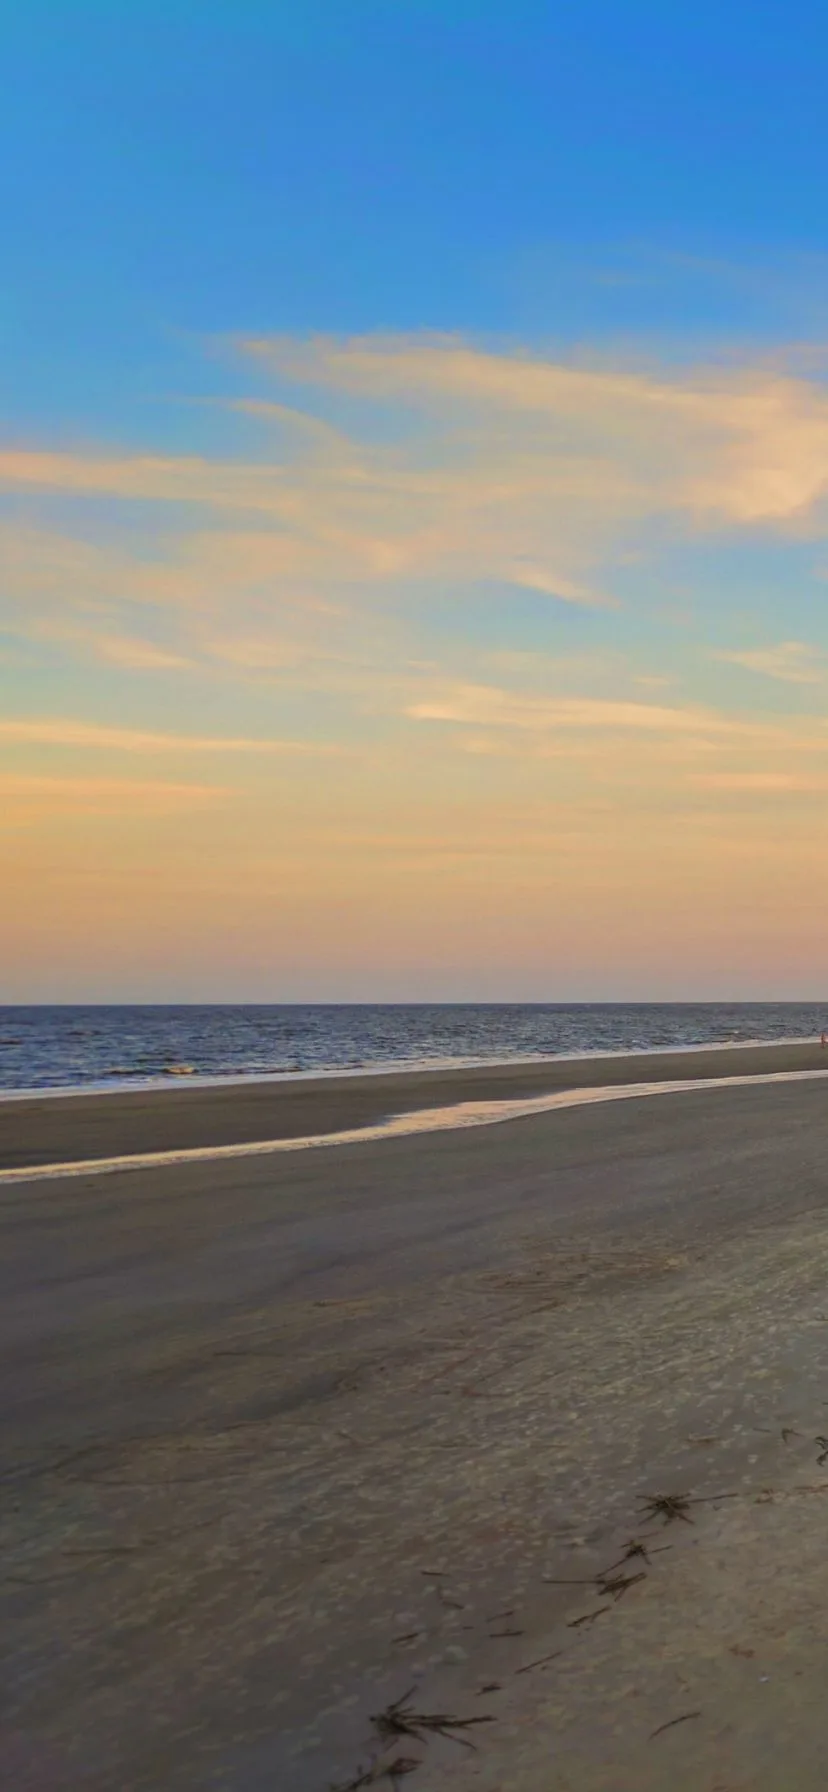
[0,1002,825,1094]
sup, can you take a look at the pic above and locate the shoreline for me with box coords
[0,1028,820,1104]
[5,1065,828,1187]
[2,1035,827,1170]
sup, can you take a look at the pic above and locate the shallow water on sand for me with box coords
[5,1066,828,1185]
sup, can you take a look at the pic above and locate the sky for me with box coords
[3,0,828,1001]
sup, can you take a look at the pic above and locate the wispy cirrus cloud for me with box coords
[713,640,825,683]
[0,446,614,613]
[689,771,828,792]
[0,718,344,755]
[30,622,198,672]
[0,522,352,686]
[6,330,828,657]
[88,636,196,671]
[0,774,227,822]
[7,321,828,991]
[5,327,828,730]
[406,682,748,735]
[4,332,828,853]
[243,331,828,525]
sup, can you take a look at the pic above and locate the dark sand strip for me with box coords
[1,1037,826,1169]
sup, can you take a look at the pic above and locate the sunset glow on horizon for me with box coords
[3,2,828,1001]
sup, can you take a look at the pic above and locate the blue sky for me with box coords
[3,1,828,998]
[7,0,828,425]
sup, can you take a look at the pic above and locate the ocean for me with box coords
[0,1003,826,1094]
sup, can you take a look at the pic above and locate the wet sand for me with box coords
[4,1074,828,1789]
[1,1037,826,1168]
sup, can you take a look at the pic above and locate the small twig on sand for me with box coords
[602,1539,670,1573]
[596,1571,646,1602]
[543,1577,599,1587]
[331,1755,419,1790]
[568,1605,611,1629]
[488,1627,523,1638]
[639,1494,693,1525]
[688,1492,742,1506]
[515,1651,562,1675]
[649,1710,701,1741]
[547,1568,646,1601]
[372,1691,494,1753]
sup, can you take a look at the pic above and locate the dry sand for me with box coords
[4,1060,828,1789]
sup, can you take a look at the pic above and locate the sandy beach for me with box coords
[5,1057,828,1789]
[1,1037,826,1169]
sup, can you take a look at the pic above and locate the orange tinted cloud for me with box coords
[244,332,828,524]
[0,773,226,823]
[0,718,344,754]
[714,641,825,683]
[406,683,747,734]
[4,330,828,994]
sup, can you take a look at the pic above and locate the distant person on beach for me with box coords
[822,1030,828,1049]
